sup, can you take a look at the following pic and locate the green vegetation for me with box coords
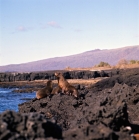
[96,61,111,67]
[129,60,139,64]
[117,59,139,66]
[64,59,139,70]
[95,59,139,68]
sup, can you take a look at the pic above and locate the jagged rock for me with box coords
[0,70,109,82]
[18,82,139,139]
[0,110,62,140]
[1,68,139,139]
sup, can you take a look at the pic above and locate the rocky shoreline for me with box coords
[0,70,110,93]
[0,70,110,82]
[0,68,139,140]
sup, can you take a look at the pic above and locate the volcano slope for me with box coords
[1,68,139,140]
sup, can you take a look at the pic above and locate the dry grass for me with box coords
[65,64,139,71]
[0,77,107,89]
[115,64,139,69]
[33,77,107,85]
[52,77,107,85]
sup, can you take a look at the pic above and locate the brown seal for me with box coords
[51,86,62,95]
[36,80,53,99]
[54,72,78,98]
[134,134,139,140]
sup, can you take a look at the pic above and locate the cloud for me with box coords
[16,26,33,32]
[17,26,27,31]
[47,21,62,28]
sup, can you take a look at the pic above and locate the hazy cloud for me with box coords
[17,26,27,31]
[16,26,33,32]
[47,21,62,28]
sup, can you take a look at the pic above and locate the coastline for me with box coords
[0,67,139,139]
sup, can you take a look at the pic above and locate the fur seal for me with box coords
[51,86,62,95]
[36,80,53,99]
[54,72,78,98]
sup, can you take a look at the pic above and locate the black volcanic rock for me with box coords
[0,110,62,140]
[0,70,107,83]
[1,68,139,139]
[91,67,139,91]
[18,82,139,139]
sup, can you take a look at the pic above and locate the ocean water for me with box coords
[0,88,36,113]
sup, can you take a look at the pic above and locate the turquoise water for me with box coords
[0,88,36,113]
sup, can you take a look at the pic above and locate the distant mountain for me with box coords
[0,45,139,72]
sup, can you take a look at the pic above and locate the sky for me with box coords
[0,0,139,66]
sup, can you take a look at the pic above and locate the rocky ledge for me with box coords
[0,68,139,140]
[17,83,139,140]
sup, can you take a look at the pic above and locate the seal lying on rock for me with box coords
[36,80,53,99]
[55,72,78,98]
[51,86,62,95]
